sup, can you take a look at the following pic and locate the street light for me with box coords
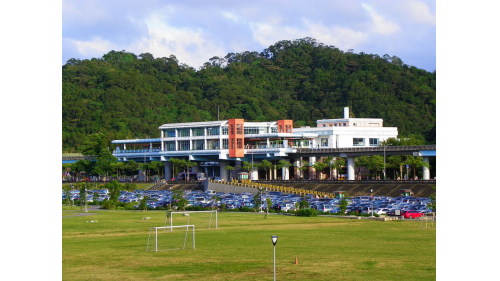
[85,184,88,213]
[370,189,374,217]
[383,144,392,180]
[271,235,278,281]
[251,146,254,181]
[259,187,262,212]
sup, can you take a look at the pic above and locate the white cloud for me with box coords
[250,19,367,51]
[133,14,227,68]
[362,2,401,35]
[221,11,241,24]
[250,22,303,47]
[401,0,435,25]
[70,36,116,56]
[305,21,368,50]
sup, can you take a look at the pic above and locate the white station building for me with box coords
[111,107,398,181]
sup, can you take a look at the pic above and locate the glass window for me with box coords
[271,127,278,133]
[353,138,365,146]
[165,141,175,151]
[230,124,235,135]
[237,138,243,149]
[207,140,220,150]
[193,140,204,150]
[223,139,229,149]
[207,127,220,136]
[321,138,328,147]
[178,140,190,150]
[369,138,379,146]
[178,128,190,137]
[244,127,268,134]
[222,126,228,135]
[286,125,291,133]
[230,139,235,149]
[236,124,243,135]
[192,128,204,136]
[164,129,175,137]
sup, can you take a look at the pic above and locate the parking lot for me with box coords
[63,187,434,218]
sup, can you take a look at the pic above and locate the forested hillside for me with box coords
[62,37,436,152]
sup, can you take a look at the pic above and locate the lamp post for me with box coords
[271,235,278,281]
[251,146,254,181]
[370,189,373,217]
[259,187,262,212]
[85,184,88,213]
[383,144,392,181]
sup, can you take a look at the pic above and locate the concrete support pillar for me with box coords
[281,159,290,180]
[220,162,228,181]
[423,156,430,180]
[293,158,300,179]
[347,157,355,181]
[273,161,277,180]
[161,130,164,151]
[165,161,172,180]
[309,157,316,180]
[191,164,199,173]
[251,169,258,181]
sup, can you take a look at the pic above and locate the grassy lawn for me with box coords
[62,210,436,280]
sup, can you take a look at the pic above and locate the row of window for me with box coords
[164,125,281,138]
[163,126,226,138]
[354,138,379,146]
[321,123,381,127]
[318,138,379,147]
[164,140,230,151]
[322,123,347,127]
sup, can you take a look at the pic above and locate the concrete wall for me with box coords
[203,180,259,195]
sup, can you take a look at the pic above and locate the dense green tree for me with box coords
[225,165,235,181]
[357,155,384,179]
[312,161,327,179]
[102,180,122,209]
[339,197,349,215]
[62,38,436,153]
[258,160,273,180]
[277,160,292,179]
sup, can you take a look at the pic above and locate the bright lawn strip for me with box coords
[63,210,435,280]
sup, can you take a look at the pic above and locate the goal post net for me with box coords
[146,225,195,252]
[164,210,218,230]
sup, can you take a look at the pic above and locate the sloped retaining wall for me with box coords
[203,181,260,195]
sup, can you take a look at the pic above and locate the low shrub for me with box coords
[123,202,138,210]
[295,208,319,217]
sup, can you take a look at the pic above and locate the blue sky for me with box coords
[62,0,436,72]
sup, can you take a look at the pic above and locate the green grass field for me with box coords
[62,209,436,280]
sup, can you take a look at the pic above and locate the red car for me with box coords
[402,210,424,219]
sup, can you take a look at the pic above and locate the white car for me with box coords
[374,208,389,215]
[281,203,297,212]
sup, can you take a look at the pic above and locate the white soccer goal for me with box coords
[146,225,195,252]
[164,210,218,230]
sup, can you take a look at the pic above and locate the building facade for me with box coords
[111,107,398,181]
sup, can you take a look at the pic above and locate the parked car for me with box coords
[401,210,424,219]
